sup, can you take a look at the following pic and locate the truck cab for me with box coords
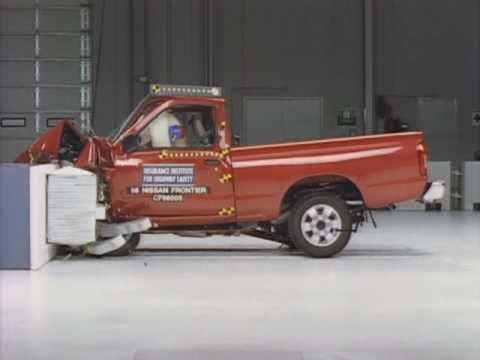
[106,86,237,226]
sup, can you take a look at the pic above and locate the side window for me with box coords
[139,106,216,149]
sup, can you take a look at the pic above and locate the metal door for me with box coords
[108,100,236,224]
[417,98,458,161]
[120,150,235,220]
[376,96,457,161]
[243,97,323,145]
[0,0,91,162]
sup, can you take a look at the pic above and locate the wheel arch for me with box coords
[279,174,365,214]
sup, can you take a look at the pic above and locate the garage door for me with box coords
[243,97,323,145]
[418,98,458,161]
[0,0,91,162]
[376,96,457,161]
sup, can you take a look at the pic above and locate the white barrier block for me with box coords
[47,167,97,246]
[29,164,59,270]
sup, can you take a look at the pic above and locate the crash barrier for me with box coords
[47,167,97,246]
[0,164,102,270]
[0,163,152,269]
[0,164,58,270]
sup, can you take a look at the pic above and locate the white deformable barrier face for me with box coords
[47,167,97,246]
[29,164,58,270]
[29,165,97,269]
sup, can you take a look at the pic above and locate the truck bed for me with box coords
[231,132,427,221]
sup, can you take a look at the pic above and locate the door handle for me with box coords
[204,159,221,166]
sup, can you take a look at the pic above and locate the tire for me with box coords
[105,233,141,257]
[288,195,352,258]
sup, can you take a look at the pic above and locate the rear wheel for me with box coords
[288,195,352,258]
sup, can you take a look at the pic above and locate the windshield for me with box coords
[110,96,161,141]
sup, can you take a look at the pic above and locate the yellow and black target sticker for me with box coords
[218,207,236,216]
[217,148,231,159]
[150,84,162,94]
[219,173,233,183]
[159,150,219,160]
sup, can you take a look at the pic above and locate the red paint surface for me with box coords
[15,120,85,163]
[231,132,426,221]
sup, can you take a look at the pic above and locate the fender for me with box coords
[279,173,365,214]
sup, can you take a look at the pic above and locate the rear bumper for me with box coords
[421,181,446,203]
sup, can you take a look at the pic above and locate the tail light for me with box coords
[416,142,428,177]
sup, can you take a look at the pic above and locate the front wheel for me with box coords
[288,195,352,258]
[104,233,141,257]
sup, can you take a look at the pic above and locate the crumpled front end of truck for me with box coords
[16,120,89,165]
[15,120,114,170]
[14,120,152,257]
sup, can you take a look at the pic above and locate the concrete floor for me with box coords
[1,212,480,360]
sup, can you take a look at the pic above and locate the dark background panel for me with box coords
[374,0,479,160]
[1,0,479,162]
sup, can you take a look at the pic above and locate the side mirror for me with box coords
[233,133,241,145]
[121,134,141,153]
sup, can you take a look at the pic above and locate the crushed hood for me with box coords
[15,120,113,168]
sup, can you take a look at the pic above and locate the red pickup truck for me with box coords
[16,84,444,258]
